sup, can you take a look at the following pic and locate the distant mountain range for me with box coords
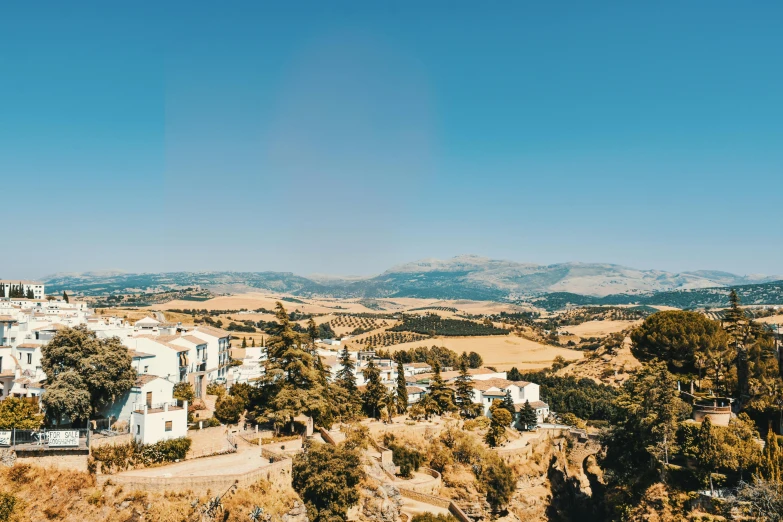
[41,255,782,307]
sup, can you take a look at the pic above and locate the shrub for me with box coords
[90,437,191,473]
[0,492,18,521]
[411,515,457,522]
[389,444,424,478]
[214,395,244,424]
[206,383,226,397]
[463,416,490,431]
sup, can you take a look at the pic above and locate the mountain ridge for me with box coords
[40,255,781,299]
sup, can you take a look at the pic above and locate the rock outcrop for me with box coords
[359,484,403,522]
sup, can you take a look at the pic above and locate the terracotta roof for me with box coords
[472,378,519,392]
[134,374,164,387]
[514,400,548,411]
[194,326,231,339]
[180,335,207,345]
[33,323,66,331]
[16,343,39,349]
[406,386,424,394]
[410,362,432,368]
[129,350,155,359]
[0,315,17,322]
[414,367,498,383]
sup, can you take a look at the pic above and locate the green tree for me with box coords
[241,337,247,348]
[631,311,728,374]
[428,361,455,414]
[362,359,386,419]
[41,326,135,425]
[214,394,244,424]
[468,351,483,369]
[41,371,92,426]
[62,291,69,303]
[26,288,34,299]
[696,416,721,495]
[478,453,516,512]
[601,362,691,485]
[454,360,478,418]
[520,400,537,431]
[485,400,511,447]
[502,389,516,418]
[336,345,357,393]
[172,382,195,406]
[760,426,782,484]
[292,442,364,522]
[0,397,44,429]
[256,303,330,431]
[389,443,423,478]
[395,359,408,414]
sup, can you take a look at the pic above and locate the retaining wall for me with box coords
[96,457,292,494]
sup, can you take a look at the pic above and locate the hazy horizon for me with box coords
[2,2,781,278]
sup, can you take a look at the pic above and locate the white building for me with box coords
[131,398,188,445]
[0,281,45,300]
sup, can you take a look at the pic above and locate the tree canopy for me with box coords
[41,326,135,425]
[292,442,364,522]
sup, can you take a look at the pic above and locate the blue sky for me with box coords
[1,2,781,278]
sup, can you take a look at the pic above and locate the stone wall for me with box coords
[16,452,89,472]
[96,457,292,494]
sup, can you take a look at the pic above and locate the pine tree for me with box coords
[362,359,386,419]
[242,337,247,348]
[428,361,455,414]
[521,400,537,430]
[62,291,69,303]
[251,338,255,347]
[502,389,516,418]
[336,346,357,393]
[395,359,408,414]
[454,360,476,418]
[257,302,330,432]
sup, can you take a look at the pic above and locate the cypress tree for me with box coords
[62,291,69,303]
[362,359,385,419]
[242,337,247,348]
[428,361,455,414]
[761,426,781,484]
[336,346,357,393]
[454,359,476,418]
[502,389,516,419]
[395,359,408,413]
[26,288,34,299]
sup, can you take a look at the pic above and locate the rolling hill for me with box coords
[40,255,781,306]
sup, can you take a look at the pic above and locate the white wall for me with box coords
[131,402,188,445]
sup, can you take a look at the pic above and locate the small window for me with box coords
[136,425,141,434]
[144,365,149,373]
[27,353,32,364]
[165,421,173,432]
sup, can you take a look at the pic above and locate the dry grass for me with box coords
[559,319,642,338]
[0,463,299,522]
[381,335,582,371]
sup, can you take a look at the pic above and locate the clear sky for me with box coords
[2,2,781,279]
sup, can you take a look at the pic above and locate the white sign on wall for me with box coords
[48,430,79,447]
[0,431,10,446]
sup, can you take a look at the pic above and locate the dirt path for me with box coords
[118,441,267,478]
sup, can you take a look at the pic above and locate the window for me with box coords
[144,365,149,373]
[146,391,152,407]
[165,421,172,432]
[136,425,141,434]
[27,353,32,365]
